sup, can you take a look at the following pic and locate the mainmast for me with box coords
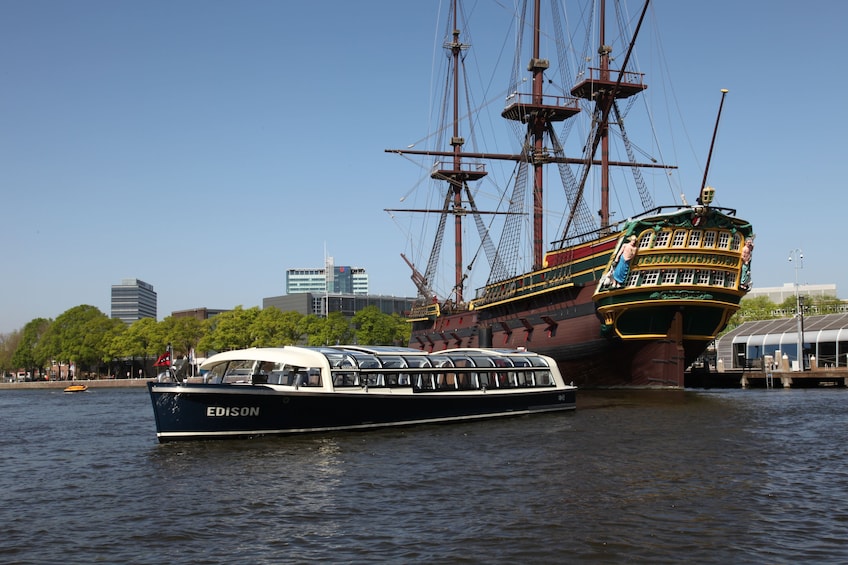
[570,0,649,232]
[501,0,580,269]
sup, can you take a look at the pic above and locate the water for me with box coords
[1,387,847,564]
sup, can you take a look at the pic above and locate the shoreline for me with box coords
[0,378,151,390]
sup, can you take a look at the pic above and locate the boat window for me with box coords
[713,271,725,287]
[641,271,660,286]
[688,230,702,247]
[730,232,742,251]
[671,230,687,247]
[697,270,710,285]
[222,361,254,383]
[654,231,670,247]
[725,272,737,288]
[333,371,359,387]
[637,232,652,249]
[661,271,677,285]
[718,232,730,249]
[703,231,716,248]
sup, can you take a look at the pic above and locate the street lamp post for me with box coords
[788,249,804,371]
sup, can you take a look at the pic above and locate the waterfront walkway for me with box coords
[0,378,151,390]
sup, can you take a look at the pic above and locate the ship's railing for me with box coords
[472,264,576,307]
[431,161,487,175]
[581,67,646,87]
[503,91,580,112]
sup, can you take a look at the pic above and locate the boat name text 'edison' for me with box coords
[206,406,260,417]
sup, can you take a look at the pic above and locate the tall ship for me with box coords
[386,0,754,388]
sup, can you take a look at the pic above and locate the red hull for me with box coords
[409,281,707,389]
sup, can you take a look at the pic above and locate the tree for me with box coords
[162,316,203,358]
[351,306,410,345]
[305,311,352,346]
[40,305,122,377]
[11,318,51,376]
[109,317,162,377]
[250,307,304,346]
[198,306,260,352]
[722,296,779,336]
[0,330,23,377]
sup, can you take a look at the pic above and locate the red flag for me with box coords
[154,352,171,367]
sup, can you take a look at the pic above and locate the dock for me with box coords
[0,378,151,391]
[686,366,848,389]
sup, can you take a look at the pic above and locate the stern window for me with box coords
[688,230,702,247]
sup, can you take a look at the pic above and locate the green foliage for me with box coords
[0,330,23,374]
[198,306,261,352]
[352,306,410,345]
[162,315,203,357]
[36,305,123,373]
[11,318,51,372]
[3,302,415,376]
[250,307,304,347]
[306,312,352,346]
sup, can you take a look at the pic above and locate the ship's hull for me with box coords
[409,206,754,389]
[409,282,703,388]
[148,382,576,441]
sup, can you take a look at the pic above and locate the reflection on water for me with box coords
[1,387,847,563]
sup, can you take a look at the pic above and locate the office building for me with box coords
[111,278,157,325]
[263,293,415,319]
[286,257,369,295]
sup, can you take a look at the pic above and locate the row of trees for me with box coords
[0,304,411,379]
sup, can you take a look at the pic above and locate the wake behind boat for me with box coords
[386,0,754,388]
[147,345,576,442]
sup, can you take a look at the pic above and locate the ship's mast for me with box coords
[500,0,580,269]
[569,0,649,234]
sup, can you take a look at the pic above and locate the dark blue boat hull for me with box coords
[148,382,575,441]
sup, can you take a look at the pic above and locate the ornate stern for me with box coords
[593,203,754,342]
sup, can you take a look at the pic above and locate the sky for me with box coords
[2,0,846,334]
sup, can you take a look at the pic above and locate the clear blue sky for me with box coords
[2,0,845,334]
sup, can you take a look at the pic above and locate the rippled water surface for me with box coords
[1,387,847,563]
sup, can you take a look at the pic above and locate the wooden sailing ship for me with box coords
[387,0,754,388]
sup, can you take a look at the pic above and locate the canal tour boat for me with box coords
[147,345,576,442]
